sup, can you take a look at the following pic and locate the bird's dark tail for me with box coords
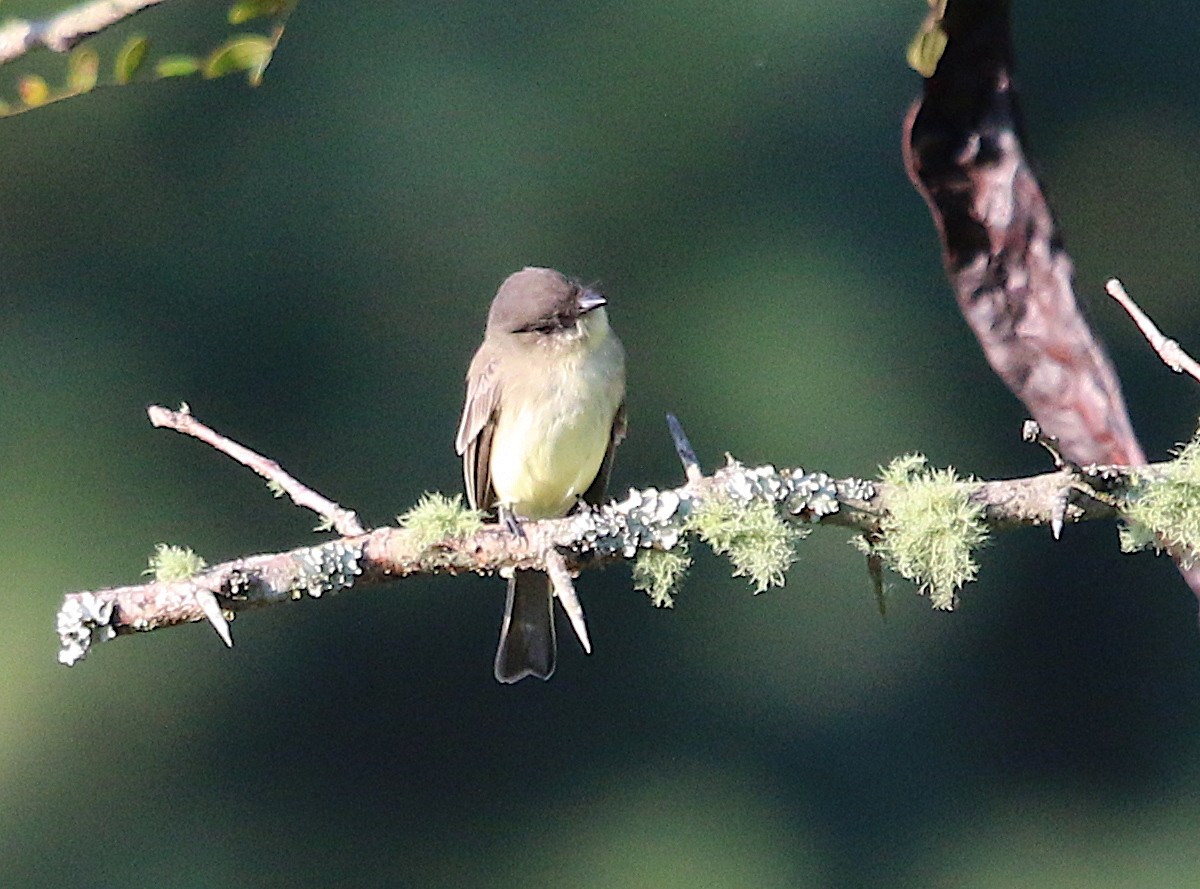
[494,570,555,683]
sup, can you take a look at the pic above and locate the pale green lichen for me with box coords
[1117,520,1156,555]
[633,546,692,607]
[688,496,805,593]
[144,543,208,582]
[397,493,483,550]
[1122,429,1200,566]
[872,454,987,610]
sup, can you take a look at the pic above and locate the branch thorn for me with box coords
[195,588,233,648]
[546,550,590,654]
[666,413,703,484]
[1050,494,1067,541]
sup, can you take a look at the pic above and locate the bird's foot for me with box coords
[498,505,526,539]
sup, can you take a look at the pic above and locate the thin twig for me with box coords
[1021,419,1070,469]
[147,404,366,536]
[1106,278,1200,384]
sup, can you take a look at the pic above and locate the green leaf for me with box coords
[906,26,948,78]
[907,0,950,78]
[18,75,50,107]
[115,35,150,85]
[228,0,289,25]
[205,35,274,84]
[68,47,100,93]
[155,55,201,79]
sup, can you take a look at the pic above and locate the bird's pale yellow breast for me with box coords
[489,310,623,520]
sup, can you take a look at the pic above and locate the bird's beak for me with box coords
[576,289,607,314]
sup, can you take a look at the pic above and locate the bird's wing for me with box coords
[455,354,502,511]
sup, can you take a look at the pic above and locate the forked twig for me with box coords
[147,404,365,536]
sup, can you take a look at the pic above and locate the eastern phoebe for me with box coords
[456,267,626,683]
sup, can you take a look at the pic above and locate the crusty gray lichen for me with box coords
[563,461,849,565]
[717,459,842,521]
[292,539,367,599]
[57,591,116,666]
[582,486,692,557]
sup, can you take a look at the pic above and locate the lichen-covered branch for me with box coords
[1,0,295,117]
[57,444,1182,668]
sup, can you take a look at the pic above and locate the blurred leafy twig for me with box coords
[0,0,295,115]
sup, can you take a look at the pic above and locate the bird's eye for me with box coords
[516,313,576,335]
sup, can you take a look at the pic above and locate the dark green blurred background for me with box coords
[4,1,1200,886]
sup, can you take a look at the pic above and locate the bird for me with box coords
[455,267,626,682]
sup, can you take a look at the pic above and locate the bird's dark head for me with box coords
[487,267,607,339]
